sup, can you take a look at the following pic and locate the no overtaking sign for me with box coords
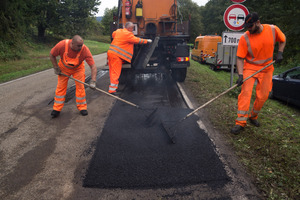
[224,4,249,31]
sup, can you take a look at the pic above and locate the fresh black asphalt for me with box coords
[83,71,230,189]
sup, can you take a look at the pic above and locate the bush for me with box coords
[0,40,23,61]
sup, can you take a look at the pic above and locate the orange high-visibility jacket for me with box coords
[107,28,148,63]
[237,24,286,71]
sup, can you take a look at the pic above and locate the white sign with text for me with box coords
[222,32,244,46]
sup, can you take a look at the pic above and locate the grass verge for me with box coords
[185,60,300,199]
[0,39,109,83]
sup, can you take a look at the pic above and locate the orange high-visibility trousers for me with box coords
[53,65,87,111]
[235,68,273,127]
[107,52,123,93]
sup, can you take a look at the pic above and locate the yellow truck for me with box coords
[191,35,222,63]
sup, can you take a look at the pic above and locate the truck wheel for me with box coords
[171,68,187,82]
[210,65,217,71]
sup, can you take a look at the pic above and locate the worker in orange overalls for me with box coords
[231,12,286,134]
[107,22,152,94]
[50,35,97,118]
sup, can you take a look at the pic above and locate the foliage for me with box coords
[101,7,118,36]
[0,0,31,60]
[0,39,110,83]
[86,17,105,37]
[54,0,101,37]
[177,0,204,42]
[242,0,300,66]
[200,0,300,66]
[28,0,60,39]
[0,0,102,61]
[201,0,232,35]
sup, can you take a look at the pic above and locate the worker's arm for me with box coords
[88,63,97,89]
[49,53,61,75]
[236,57,244,75]
[275,26,286,63]
[89,64,97,81]
[278,40,286,52]
[50,53,58,68]
[236,57,244,86]
[127,31,148,44]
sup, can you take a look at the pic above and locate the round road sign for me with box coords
[231,0,246,3]
[224,4,249,31]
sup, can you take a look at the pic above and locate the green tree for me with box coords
[28,0,59,39]
[101,7,118,36]
[178,0,204,42]
[50,0,101,37]
[201,0,232,35]
[0,0,32,60]
[243,0,300,63]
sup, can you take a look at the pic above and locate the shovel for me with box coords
[162,61,275,143]
[60,72,158,123]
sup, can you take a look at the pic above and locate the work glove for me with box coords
[89,80,96,89]
[147,39,152,43]
[54,67,61,75]
[236,74,243,87]
[275,51,283,64]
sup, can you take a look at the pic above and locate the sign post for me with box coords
[223,1,248,86]
[222,32,244,86]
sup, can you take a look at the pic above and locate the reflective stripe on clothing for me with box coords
[53,63,87,111]
[235,68,273,126]
[237,24,285,70]
[108,46,132,61]
[242,26,275,65]
[107,52,123,93]
[76,96,86,100]
[76,101,87,105]
[250,109,260,120]
[237,110,249,115]
[110,45,133,57]
[55,95,65,99]
[109,28,148,63]
[236,117,248,121]
[54,100,65,104]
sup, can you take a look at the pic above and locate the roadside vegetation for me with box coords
[1,0,299,199]
[185,60,300,199]
[0,38,110,83]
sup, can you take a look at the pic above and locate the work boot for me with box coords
[231,125,244,135]
[51,110,60,118]
[249,118,260,127]
[80,110,88,116]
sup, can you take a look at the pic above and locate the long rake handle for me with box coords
[60,73,139,108]
[183,61,275,120]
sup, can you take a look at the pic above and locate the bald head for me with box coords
[72,35,83,43]
[71,35,84,51]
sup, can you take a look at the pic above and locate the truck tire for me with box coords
[171,68,187,82]
[210,65,217,71]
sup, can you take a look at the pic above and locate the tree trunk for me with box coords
[38,24,46,40]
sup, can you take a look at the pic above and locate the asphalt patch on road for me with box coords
[83,74,230,189]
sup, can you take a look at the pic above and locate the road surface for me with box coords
[0,53,261,199]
